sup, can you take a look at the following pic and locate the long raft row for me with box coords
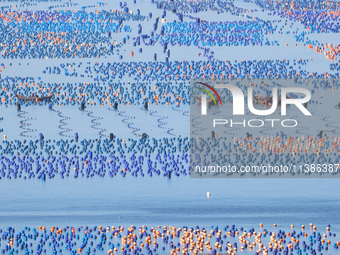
[0,135,338,179]
[0,135,339,156]
[0,224,339,255]
[0,9,144,59]
[0,59,339,107]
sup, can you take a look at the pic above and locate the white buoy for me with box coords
[207,192,211,198]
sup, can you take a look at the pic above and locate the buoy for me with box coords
[207,192,211,198]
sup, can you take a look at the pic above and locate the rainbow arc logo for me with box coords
[197,82,222,106]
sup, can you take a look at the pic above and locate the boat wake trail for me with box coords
[191,116,207,137]
[149,110,175,136]
[50,108,73,137]
[171,106,190,117]
[108,108,141,137]
[18,110,37,138]
[86,110,107,137]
